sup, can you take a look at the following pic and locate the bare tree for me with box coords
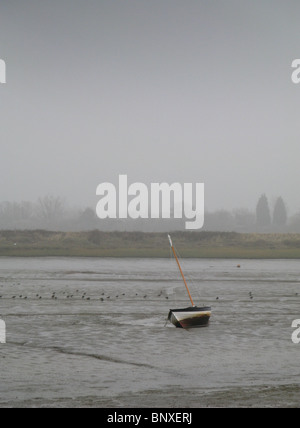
[0,201,35,228]
[36,195,65,228]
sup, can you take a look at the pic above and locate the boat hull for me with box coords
[168,306,211,329]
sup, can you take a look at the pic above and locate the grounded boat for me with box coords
[167,235,211,329]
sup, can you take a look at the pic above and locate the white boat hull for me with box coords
[168,306,211,328]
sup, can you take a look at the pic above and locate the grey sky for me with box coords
[1,0,300,214]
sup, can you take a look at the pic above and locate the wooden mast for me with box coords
[168,234,195,307]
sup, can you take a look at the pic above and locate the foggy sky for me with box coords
[1,1,300,215]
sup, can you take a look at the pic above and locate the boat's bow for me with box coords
[168,306,211,329]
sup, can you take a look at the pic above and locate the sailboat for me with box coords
[167,235,211,328]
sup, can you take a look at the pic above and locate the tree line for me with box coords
[256,194,287,229]
[0,194,299,233]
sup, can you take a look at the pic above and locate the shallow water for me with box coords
[0,257,300,407]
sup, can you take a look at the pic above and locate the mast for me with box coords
[168,234,195,307]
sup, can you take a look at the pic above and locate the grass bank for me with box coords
[1,230,300,258]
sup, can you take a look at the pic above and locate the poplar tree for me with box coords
[256,194,271,227]
[273,197,287,226]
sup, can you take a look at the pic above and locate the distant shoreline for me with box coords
[1,230,300,258]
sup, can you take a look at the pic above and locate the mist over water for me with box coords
[0,257,300,408]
